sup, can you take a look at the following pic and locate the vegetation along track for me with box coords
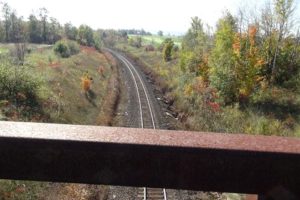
[107,49,168,200]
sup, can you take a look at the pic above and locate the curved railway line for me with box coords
[107,49,168,200]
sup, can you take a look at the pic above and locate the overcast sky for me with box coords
[5,0,300,35]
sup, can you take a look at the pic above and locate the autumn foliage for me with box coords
[232,25,265,101]
[81,75,92,92]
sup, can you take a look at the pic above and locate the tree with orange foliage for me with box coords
[232,25,265,102]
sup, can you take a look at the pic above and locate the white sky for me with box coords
[5,0,300,35]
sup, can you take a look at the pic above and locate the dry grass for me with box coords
[43,184,109,200]
[96,51,120,126]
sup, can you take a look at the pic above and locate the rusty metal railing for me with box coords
[0,121,300,199]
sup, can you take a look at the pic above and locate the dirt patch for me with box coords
[37,60,47,67]
[48,61,61,68]
[81,46,97,54]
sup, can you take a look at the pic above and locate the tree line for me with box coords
[119,29,152,36]
[0,2,128,49]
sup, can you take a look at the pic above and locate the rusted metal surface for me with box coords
[0,121,300,197]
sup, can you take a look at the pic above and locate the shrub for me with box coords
[10,43,27,65]
[0,63,42,108]
[81,73,92,92]
[145,45,155,52]
[54,40,80,58]
[68,40,80,55]
[54,40,70,58]
[128,36,142,48]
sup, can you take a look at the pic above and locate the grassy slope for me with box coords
[0,44,116,199]
[27,46,113,125]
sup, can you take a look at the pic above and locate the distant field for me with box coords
[128,34,182,47]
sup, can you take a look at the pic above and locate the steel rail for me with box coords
[108,50,144,128]
[118,54,156,129]
[117,54,167,200]
[109,50,166,200]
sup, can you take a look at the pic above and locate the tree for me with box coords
[128,36,142,48]
[209,12,239,104]
[162,38,174,62]
[93,31,103,50]
[102,30,118,47]
[64,23,78,41]
[0,21,5,42]
[232,25,265,101]
[12,18,27,65]
[271,0,296,83]
[48,17,62,44]
[28,14,43,43]
[158,30,163,36]
[180,17,211,78]
[259,0,298,85]
[2,2,11,42]
[182,17,206,51]
[135,36,142,48]
[78,25,94,46]
[39,8,48,43]
[9,10,18,42]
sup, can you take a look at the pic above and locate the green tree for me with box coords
[182,17,207,51]
[271,0,296,83]
[2,2,11,42]
[102,30,118,47]
[0,21,5,42]
[180,17,211,79]
[11,18,27,65]
[9,10,18,42]
[48,17,62,44]
[162,38,174,62]
[135,36,142,48]
[28,14,43,43]
[128,36,142,48]
[78,25,94,46]
[64,23,78,41]
[259,0,298,86]
[209,12,238,104]
[93,31,103,50]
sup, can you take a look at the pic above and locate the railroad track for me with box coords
[107,49,168,200]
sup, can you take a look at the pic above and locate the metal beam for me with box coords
[0,121,299,198]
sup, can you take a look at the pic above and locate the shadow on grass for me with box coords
[245,101,300,120]
[84,90,97,107]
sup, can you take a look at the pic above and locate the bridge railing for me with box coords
[0,121,299,199]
